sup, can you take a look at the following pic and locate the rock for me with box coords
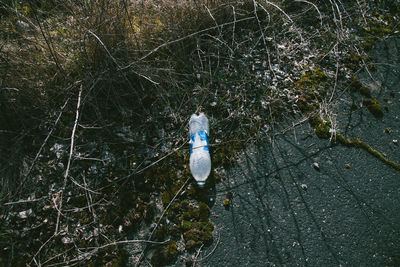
[313,162,320,171]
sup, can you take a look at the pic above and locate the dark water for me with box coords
[198,36,400,266]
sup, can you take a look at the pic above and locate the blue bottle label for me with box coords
[190,130,209,154]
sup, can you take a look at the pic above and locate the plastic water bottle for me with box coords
[189,113,211,187]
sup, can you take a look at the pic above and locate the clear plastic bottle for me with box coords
[189,113,211,187]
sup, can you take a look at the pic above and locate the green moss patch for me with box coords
[311,114,400,172]
[349,77,371,97]
[150,241,179,266]
[360,13,398,51]
[311,116,332,140]
[363,98,383,118]
[159,199,214,256]
[337,135,400,171]
[88,248,129,267]
[295,67,327,89]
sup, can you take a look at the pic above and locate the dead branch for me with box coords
[55,85,82,235]
[4,196,47,205]
[81,238,171,251]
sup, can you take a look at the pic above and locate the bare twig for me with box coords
[0,87,19,91]
[329,42,340,103]
[252,0,275,79]
[204,4,221,37]
[231,5,236,48]
[69,176,100,194]
[4,196,47,205]
[55,85,82,235]
[356,0,368,25]
[192,244,204,267]
[81,239,170,251]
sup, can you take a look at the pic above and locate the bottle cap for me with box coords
[197,181,205,188]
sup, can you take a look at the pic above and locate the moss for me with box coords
[156,225,168,241]
[346,53,363,71]
[200,230,213,244]
[185,239,200,251]
[360,14,397,51]
[184,229,201,242]
[223,191,233,208]
[161,191,171,205]
[213,140,244,167]
[337,134,400,171]
[363,98,383,118]
[151,241,179,266]
[168,226,181,239]
[361,40,374,51]
[223,198,230,207]
[198,202,210,222]
[80,217,91,225]
[184,228,213,246]
[359,86,372,97]
[183,219,214,250]
[180,210,194,221]
[180,203,210,222]
[199,221,214,233]
[165,242,178,258]
[88,248,128,267]
[166,210,176,222]
[294,68,327,115]
[314,122,331,139]
[180,200,190,210]
[309,114,323,128]
[295,67,327,89]
[181,220,192,231]
[336,135,350,147]
[349,77,371,97]
[109,248,129,267]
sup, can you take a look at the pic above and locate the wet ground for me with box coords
[198,36,400,266]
